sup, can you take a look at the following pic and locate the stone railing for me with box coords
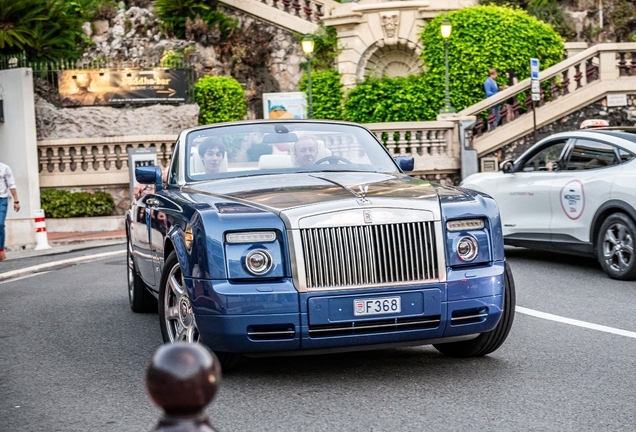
[365,121,459,173]
[460,43,636,154]
[223,0,340,34]
[37,135,176,188]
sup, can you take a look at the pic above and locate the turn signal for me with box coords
[184,224,194,250]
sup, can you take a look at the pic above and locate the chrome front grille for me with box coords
[300,222,439,290]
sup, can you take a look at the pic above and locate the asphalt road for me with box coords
[1,246,635,431]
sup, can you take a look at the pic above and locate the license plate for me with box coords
[354,296,401,316]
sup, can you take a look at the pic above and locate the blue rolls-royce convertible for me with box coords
[127,120,515,370]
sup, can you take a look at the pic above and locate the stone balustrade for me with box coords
[364,121,459,173]
[37,135,176,188]
[460,43,636,141]
[223,0,341,35]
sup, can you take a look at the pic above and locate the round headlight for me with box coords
[457,236,478,262]
[245,249,273,275]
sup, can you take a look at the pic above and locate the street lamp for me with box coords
[301,34,315,119]
[440,18,455,114]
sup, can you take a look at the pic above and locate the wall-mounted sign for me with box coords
[606,93,627,107]
[480,157,499,172]
[262,92,307,119]
[58,69,187,107]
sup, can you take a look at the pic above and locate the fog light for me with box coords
[245,249,272,275]
[457,236,478,261]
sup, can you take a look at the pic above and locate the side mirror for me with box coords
[394,156,414,172]
[135,166,163,193]
[500,159,514,173]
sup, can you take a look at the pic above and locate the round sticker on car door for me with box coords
[560,180,585,220]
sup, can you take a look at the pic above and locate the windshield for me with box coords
[184,122,399,181]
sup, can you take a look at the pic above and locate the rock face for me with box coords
[35,96,199,140]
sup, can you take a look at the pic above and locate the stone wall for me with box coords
[484,94,636,163]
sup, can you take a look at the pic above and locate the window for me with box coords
[521,141,567,172]
[184,122,399,182]
[566,140,618,170]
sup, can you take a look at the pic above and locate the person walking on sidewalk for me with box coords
[0,161,20,260]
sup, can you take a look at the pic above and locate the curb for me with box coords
[0,250,126,283]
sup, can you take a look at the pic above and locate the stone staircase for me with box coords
[458,43,636,157]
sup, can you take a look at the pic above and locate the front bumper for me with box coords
[187,262,506,353]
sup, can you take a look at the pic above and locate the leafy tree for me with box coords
[194,75,246,124]
[300,70,343,120]
[526,0,577,41]
[0,0,45,52]
[0,0,89,61]
[154,0,237,40]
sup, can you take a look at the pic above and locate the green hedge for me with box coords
[194,75,247,125]
[300,69,343,120]
[40,189,115,218]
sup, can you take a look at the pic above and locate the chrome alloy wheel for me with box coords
[163,261,200,343]
[602,222,634,273]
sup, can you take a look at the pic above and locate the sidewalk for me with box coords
[4,229,126,261]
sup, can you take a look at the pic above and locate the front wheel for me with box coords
[159,251,240,370]
[596,213,636,280]
[434,263,516,357]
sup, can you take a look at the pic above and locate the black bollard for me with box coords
[146,342,222,432]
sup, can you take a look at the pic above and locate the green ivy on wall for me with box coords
[194,75,247,125]
[420,5,564,115]
[343,75,434,124]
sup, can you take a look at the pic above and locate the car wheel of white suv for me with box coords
[597,213,636,281]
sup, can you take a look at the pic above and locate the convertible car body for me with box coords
[127,120,515,368]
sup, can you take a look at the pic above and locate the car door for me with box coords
[549,138,620,243]
[149,143,180,281]
[132,193,156,286]
[495,139,570,238]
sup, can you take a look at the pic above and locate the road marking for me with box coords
[0,271,51,284]
[0,250,126,283]
[517,306,636,339]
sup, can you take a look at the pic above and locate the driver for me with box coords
[294,137,318,167]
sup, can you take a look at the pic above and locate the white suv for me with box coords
[462,128,636,280]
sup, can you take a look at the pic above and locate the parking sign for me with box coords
[530,58,540,80]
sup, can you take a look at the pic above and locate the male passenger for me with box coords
[294,137,319,167]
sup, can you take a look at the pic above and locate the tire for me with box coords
[127,233,155,313]
[159,251,240,371]
[596,213,636,281]
[434,262,516,357]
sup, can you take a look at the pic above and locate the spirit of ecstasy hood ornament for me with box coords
[309,174,371,204]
